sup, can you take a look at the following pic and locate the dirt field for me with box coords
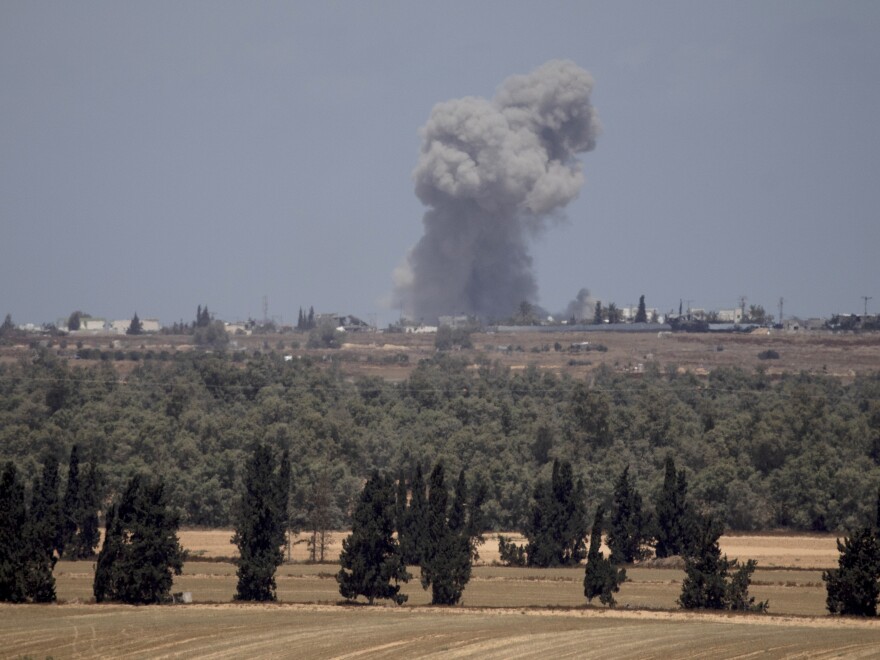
[6,328,880,381]
[4,602,880,659]
[20,532,868,658]
[178,530,843,570]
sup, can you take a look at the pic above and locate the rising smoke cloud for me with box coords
[393,60,600,322]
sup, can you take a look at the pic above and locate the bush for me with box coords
[497,535,527,566]
[758,350,780,360]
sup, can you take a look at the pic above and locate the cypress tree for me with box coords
[678,515,765,611]
[233,443,288,601]
[93,474,184,604]
[25,456,63,602]
[420,464,473,605]
[402,464,427,565]
[127,312,143,335]
[525,460,588,567]
[824,527,880,616]
[584,505,626,606]
[93,503,121,603]
[466,476,488,562]
[655,455,691,558]
[61,444,81,555]
[0,462,27,602]
[607,466,648,564]
[337,472,409,604]
[394,470,408,556]
[635,295,648,323]
[678,516,727,609]
[71,463,101,560]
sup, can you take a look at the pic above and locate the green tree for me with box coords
[525,460,588,567]
[337,472,409,604]
[401,464,427,565]
[678,515,766,611]
[606,303,621,324]
[635,295,648,323]
[420,463,472,605]
[607,466,648,564]
[24,456,63,602]
[127,312,143,335]
[0,313,14,337]
[67,310,83,331]
[584,505,626,606]
[593,301,603,324]
[62,447,101,559]
[233,444,289,601]
[71,463,102,560]
[824,527,880,616]
[655,455,691,558]
[61,445,81,554]
[93,474,185,604]
[0,463,28,602]
[305,463,339,563]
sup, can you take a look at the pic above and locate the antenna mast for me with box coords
[862,296,873,317]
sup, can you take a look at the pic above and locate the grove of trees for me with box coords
[1,349,880,536]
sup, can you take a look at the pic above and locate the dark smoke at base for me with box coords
[393,60,600,322]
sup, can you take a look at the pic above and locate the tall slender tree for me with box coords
[634,295,648,323]
[71,462,101,560]
[25,456,63,602]
[678,515,765,612]
[93,474,184,604]
[420,463,473,605]
[655,455,691,558]
[584,505,626,606]
[61,444,81,555]
[607,466,648,564]
[824,492,880,616]
[233,444,289,601]
[401,464,427,565]
[525,460,588,567]
[0,463,27,602]
[337,472,409,604]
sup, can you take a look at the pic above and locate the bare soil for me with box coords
[10,328,877,381]
[179,530,842,570]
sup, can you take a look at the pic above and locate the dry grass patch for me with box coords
[3,603,880,659]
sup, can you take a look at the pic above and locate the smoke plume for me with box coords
[393,60,600,321]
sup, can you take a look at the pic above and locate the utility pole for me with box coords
[778,297,784,326]
[862,296,873,317]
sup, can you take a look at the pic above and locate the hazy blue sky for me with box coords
[2,1,879,326]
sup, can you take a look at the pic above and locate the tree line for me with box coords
[2,350,879,535]
[5,444,880,615]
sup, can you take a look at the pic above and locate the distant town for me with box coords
[2,297,879,340]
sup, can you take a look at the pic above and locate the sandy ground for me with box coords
[180,530,841,570]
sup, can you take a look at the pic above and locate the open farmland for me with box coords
[4,603,880,659]
[5,327,880,381]
[178,530,844,570]
[52,559,830,616]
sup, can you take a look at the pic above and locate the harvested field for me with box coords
[178,531,842,570]
[3,603,880,659]
[54,560,829,616]
[33,533,864,658]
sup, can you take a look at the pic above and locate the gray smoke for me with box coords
[563,287,598,322]
[393,60,600,321]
